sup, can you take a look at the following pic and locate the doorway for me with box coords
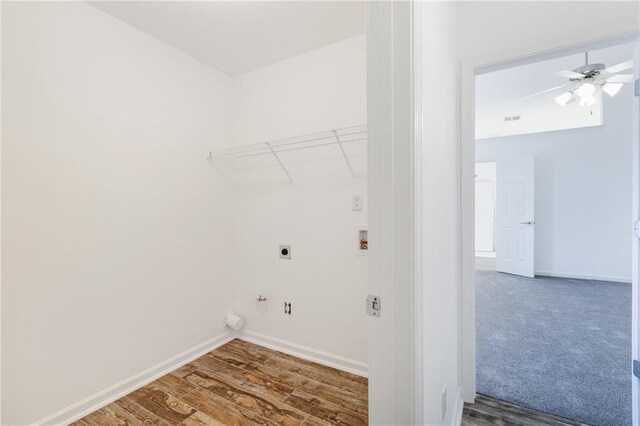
[475,162,496,268]
[464,38,639,426]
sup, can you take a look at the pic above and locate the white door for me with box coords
[495,157,535,277]
[631,42,640,426]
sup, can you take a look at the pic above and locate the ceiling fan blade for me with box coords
[554,70,585,79]
[607,74,634,83]
[605,59,633,74]
[602,83,623,97]
[519,84,571,100]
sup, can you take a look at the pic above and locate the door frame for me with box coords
[367,1,423,424]
[460,30,640,404]
[632,42,640,426]
[474,161,497,257]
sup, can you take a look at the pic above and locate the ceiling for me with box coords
[476,42,636,139]
[90,1,366,76]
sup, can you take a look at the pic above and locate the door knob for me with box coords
[520,221,535,225]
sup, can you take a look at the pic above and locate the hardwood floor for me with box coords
[74,339,367,426]
[462,394,587,426]
[73,342,587,426]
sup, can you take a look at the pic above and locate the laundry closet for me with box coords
[220,37,369,370]
[1,2,368,424]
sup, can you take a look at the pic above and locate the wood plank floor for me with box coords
[73,339,367,426]
[462,394,587,426]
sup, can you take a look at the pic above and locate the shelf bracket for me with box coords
[266,142,293,183]
[332,130,356,177]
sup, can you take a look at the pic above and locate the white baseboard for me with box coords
[31,329,368,425]
[475,251,496,258]
[535,270,631,284]
[33,331,235,426]
[451,389,464,426]
[240,330,368,377]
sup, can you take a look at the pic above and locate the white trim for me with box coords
[411,1,424,424]
[460,28,640,404]
[33,332,235,426]
[474,27,640,75]
[535,270,631,284]
[631,40,640,426]
[475,252,495,258]
[0,1,4,421]
[30,328,371,426]
[366,2,416,424]
[239,330,368,378]
[460,58,477,403]
[451,389,464,426]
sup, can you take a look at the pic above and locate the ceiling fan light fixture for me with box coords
[579,95,596,107]
[601,82,623,97]
[554,91,574,107]
[519,54,633,107]
[576,82,595,98]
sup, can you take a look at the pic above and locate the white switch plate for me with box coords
[352,194,363,211]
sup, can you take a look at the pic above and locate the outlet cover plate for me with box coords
[279,245,291,259]
[352,194,363,211]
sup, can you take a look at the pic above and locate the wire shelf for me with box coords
[207,124,367,182]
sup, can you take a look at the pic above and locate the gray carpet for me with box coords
[476,271,632,426]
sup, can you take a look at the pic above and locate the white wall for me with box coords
[232,35,367,144]
[420,3,461,424]
[2,3,234,424]
[229,36,368,368]
[458,2,640,64]
[476,82,633,282]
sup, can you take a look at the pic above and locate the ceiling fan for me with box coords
[521,52,634,107]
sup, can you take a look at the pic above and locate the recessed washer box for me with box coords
[279,245,291,259]
[356,225,368,256]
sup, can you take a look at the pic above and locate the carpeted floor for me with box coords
[476,270,632,426]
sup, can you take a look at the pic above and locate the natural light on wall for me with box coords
[475,42,635,140]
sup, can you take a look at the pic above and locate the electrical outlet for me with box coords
[441,385,447,421]
[279,245,291,260]
[284,302,292,315]
[352,194,363,211]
